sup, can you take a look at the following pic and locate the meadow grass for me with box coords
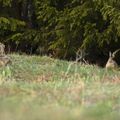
[0,54,120,120]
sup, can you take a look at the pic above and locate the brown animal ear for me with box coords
[109,52,112,58]
[113,49,120,57]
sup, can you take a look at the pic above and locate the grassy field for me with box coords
[0,54,120,120]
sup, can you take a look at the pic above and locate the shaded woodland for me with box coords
[0,0,120,66]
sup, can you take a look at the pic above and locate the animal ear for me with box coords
[109,52,112,58]
[113,49,120,57]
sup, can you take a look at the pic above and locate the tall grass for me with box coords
[0,54,120,120]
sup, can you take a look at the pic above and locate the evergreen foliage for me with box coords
[0,0,120,64]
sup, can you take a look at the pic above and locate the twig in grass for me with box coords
[65,49,88,76]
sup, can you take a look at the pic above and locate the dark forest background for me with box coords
[0,0,120,66]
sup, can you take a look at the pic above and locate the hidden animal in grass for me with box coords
[0,42,11,67]
[105,49,120,69]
